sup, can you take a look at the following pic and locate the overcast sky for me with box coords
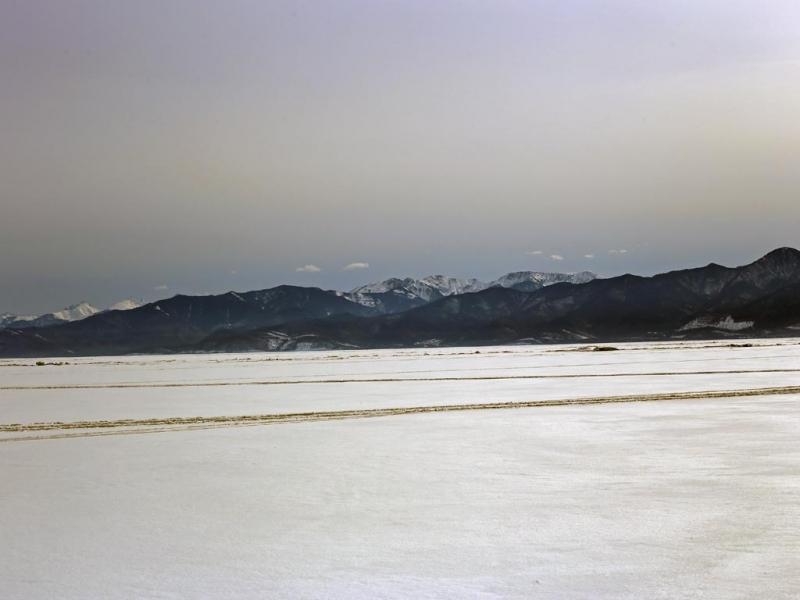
[2,1,799,314]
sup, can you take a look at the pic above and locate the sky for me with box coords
[2,0,799,314]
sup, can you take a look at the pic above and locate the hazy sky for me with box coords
[2,1,799,314]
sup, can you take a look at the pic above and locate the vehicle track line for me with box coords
[2,368,800,391]
[2,384,800,443]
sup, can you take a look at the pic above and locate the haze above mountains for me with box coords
[3,2,799,321]
[1,249,799,358]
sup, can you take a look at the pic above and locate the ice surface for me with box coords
[3,340,800,425]
[1,339,800,598]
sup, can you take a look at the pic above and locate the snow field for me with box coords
[1,339,800,598]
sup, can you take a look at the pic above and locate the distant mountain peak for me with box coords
[106,299,146,312]
[51,302,101,322]
[736,246,800,284]
[351,271,598,300]
[489,270,598,292]
[759,247,800,264]
[766,246,799,254]
[66,301,93,310]
[0,301,101,331]
[351,276,487,301]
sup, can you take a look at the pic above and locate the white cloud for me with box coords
[343,262,369,271]
[551,254,564,260]
[584,254,595,259]
[229,270,237,275]
[153,284,168,291]
[527,250,543,255]
[609,249,628,254]
[295,264,321,273]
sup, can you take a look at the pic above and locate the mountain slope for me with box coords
[4,302,101,329]
[351,271,598,301]
[351,276,488,302]
[0,285,419,357]
[1,312,36,329]
[106,299,146,312]
[489,271,597,292]
[1,299,148,331]
[195,248,800,351]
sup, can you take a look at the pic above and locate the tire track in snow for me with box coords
[3,385,800,443]
[2,368,799,391]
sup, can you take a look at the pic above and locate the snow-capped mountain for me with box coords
[341,288,428,313]
[0,300,131,330]
[1,313,36,329]
[1,299,150,331]
[351,276,488,302]
[1,272,599,333]
[50,301,101,322]
[351,272,596,301]
[9,302,102,329]
[490,271,597,292]
[106,299,146,312]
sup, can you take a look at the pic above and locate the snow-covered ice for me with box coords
[1,339,799,598]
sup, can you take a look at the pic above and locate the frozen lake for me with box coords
[2,339,800,598]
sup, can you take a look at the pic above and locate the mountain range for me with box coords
[0,271,594,335]
[0,250,798,357]
[0,299,145,331]
[0,270,594,356]
[350,271,597,300]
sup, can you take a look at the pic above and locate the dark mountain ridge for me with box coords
[0,285,420,357]
[192,248,800,351]
[1,248,798,357]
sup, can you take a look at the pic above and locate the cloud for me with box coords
[343,262,369,271]
[295,264,321,273]
[550,254,564,260]
[608,249,628,254]
[153,284,168,291]
[584,254,595,259]
[527,250,543,255]
[229,270,237,275]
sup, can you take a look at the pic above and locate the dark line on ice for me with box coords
[3,385,800,443]
[2,368,800,391]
